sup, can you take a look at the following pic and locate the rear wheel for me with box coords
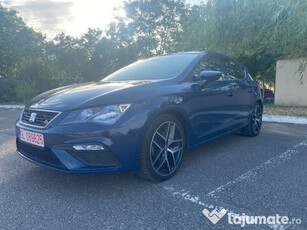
[137,114,185,182]
[241,102,262,137]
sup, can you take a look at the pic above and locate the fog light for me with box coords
[72,145,104,151]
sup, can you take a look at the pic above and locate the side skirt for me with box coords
[187,123,248,151]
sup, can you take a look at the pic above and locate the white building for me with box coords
[275,58,307,106]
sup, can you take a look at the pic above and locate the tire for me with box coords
[137,114,185,182]
[241,101,262,137]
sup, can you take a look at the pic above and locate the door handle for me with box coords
[227,92,233,97]
[248,89,253,93]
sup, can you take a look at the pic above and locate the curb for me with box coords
[263,115,307,125]
[0,105,307,125]
[0,105,25,109]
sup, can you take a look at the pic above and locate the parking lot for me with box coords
[0,109,306,230]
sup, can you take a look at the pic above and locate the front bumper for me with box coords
[15,115,146,173]
[16,139,122,173]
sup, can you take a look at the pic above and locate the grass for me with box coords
[0,102,25,105]
[264,103,307,117]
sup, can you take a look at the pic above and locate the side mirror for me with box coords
[0,74,7,80]
[199,71,222,82]
[193,71,222,89]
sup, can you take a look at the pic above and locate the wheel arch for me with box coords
[256,99,263,111]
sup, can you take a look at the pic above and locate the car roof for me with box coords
[159,51,230,58]
[149,52,245,68]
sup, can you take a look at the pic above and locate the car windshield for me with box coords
[102,54,198,81]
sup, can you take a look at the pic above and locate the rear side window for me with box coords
[220,57,245,80]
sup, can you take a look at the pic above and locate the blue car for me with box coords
[16,52,263,181]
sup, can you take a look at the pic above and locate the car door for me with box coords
[219,57,253,127]
[185,54,238,146]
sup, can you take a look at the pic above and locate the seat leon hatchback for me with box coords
[16,52,263,181]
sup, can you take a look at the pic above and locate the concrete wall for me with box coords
[275,58,307,106]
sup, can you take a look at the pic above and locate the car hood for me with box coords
[27,80,156,111]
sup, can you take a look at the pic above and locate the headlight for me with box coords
[60,104,131,125]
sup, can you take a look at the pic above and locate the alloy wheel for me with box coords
[150,121,184,176]
[251,103,262,134]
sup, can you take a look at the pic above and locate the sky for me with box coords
[2,0,203,39]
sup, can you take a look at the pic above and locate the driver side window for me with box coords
[193,55,224,81]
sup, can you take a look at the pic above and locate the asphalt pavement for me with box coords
[0,109,306,230]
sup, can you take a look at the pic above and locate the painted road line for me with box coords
[205,139,307,198]
[0,128,15,132]
[163,140,307,229]
[164,186,240,217]
[163,187,287,230]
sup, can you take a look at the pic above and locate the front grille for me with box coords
[17,139,66,169]
[21,108,60,128]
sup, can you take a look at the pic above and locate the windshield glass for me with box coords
[103,54,198,81]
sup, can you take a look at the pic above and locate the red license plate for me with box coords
[19,128,44,148]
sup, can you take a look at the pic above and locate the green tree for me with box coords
[0,3,49,102]
[1,0,307,102]
[0,3,45,78]
[108,0,187,57]
[179,0,307,84]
